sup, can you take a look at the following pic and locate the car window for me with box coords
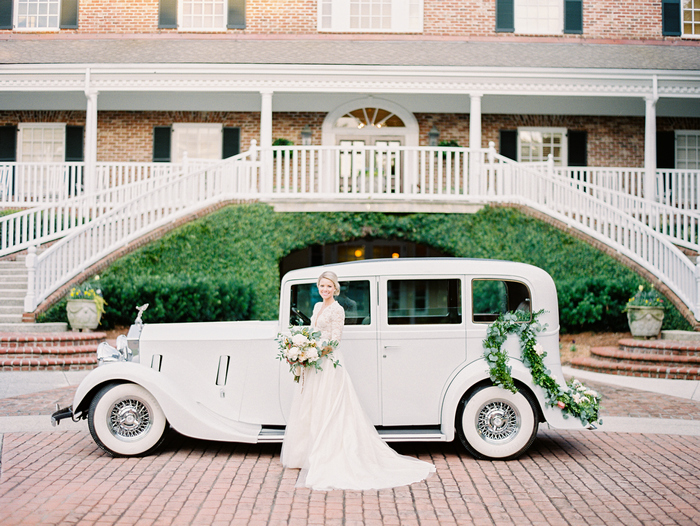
[290,280,372,326]
[472,279,531,323]
[387,279,462,325]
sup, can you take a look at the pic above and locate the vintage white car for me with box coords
[52,258,588,460]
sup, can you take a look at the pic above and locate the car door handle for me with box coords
[382,345,399,358]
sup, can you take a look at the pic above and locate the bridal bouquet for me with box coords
[276,326,340,383]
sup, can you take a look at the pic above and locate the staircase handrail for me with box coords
[24,149,259,312]
[0,171,188,258]
[490,152,698,319]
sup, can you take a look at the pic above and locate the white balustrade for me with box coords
[17,143,700,321]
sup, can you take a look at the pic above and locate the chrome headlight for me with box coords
[97,341,123,365]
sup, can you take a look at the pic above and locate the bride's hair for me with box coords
[318,271,340,296]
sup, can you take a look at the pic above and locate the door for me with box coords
[338,137,403,194]
[378,276,466,426]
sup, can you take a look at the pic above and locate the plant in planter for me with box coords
[624,285,665,338]
[66,278,107,332]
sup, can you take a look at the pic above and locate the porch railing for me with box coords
[21,144,700,321]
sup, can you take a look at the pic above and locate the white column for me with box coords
[469,93,482,150]
[84,89,99,195]
[469,93,483,195]
[644,95,657,202]
[260,90,273,193]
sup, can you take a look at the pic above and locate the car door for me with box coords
[378,275,466,426]
[280,277,381,424]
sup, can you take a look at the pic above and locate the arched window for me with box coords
[334,108,406,130]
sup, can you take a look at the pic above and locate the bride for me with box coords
[280,270,435,491]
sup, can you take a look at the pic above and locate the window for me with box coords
[290,281,372,326]
[495,0,582,34]
[17,124,65,162]
[171,124,222,162]
[472,280,531,323]
[0,0,77,30]
[683,0,700,37]
[319,0,422,33]
[158,0,245,30]
[387,279,461,325]
[676,131,700,169]
[518,127,567,165]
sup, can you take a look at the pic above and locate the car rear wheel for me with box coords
[88,383,167,457]
[456,385,538,460]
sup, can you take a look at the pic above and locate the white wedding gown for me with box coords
[280,300,436,491]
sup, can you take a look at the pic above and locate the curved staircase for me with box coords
[571,337,700,381]
[0,332,104,371]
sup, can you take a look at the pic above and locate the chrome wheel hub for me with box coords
[108,398,152,441]
[477,401,520,443]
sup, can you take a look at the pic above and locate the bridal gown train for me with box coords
[280,300,436,491]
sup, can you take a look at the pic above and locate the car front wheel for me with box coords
[88,383,168,457]
[456,385,538,460]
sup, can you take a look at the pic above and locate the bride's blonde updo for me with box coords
[318,270,340,297]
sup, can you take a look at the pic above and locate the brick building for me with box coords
[0,1,699,186]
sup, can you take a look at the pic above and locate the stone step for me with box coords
[0,275,28,283]
[586,346,700,367]
[0,331,104,371]
[0,322,68,333]
[0,314,24,323]
[0,298,25,307]
[568,355,700,380]
[618,338,700,357]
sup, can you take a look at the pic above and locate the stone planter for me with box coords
[626,306,664,338]
[66,299,102,332]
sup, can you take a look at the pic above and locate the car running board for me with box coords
[257,427,447,443]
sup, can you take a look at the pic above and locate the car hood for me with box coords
[140,320,280,343]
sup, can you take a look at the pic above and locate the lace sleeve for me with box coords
[310,303,321,328]
[329,302,345,342]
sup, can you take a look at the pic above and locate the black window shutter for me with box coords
[662,0,681,36]
[153,126,172,162]
[568,130,587,166]
[0,125,17,161]
[65,126,84,161]
[564,0,583,34]
[495,0,514,32]
[60,0,79,28]
[656,131,675,169]
[227,0,245,29]
[159,0,178,28]
[223,127,241,158]
[0,0,12,29]
[499,130,518,161]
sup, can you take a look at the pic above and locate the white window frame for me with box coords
[17,123,66,162]
[517,127,568,166]
[178,0,227,32]
[13,0,61,31]
[318,0,423,33]
[514,0,563,36]
[682,0,700,39]
[172,123,223,162]
[675,130,700,169]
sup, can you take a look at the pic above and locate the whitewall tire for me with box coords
[457,385,538,460]
[88,383,168,457]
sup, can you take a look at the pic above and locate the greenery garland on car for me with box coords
[483,310,602,426]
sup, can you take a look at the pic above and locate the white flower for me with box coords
[292,334,309,347]
[305,347,319,362]
[585,389,598,398]
[286,347,299,361]
[534,343,545,356]
[572,393,583,404]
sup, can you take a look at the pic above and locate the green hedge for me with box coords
[39,203,692,332]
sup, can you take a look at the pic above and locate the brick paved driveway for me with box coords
[1,379,700,526]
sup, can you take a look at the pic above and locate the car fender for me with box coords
[72,363,262,443]
[439,358,586,440]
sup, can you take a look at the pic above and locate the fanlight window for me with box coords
[334,108,406,129]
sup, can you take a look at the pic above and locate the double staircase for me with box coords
[571,334,700,380]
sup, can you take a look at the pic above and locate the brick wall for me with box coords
[4,110,699,167]
[0,1,681,40]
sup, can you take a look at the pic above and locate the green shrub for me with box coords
[42,203,692,332]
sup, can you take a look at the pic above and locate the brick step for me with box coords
[569,356,700,380]
[0,332,107,349]
[0,356,97,371]
[618,338,700,357]
[588,346,700,367]
[0,344,98,360]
